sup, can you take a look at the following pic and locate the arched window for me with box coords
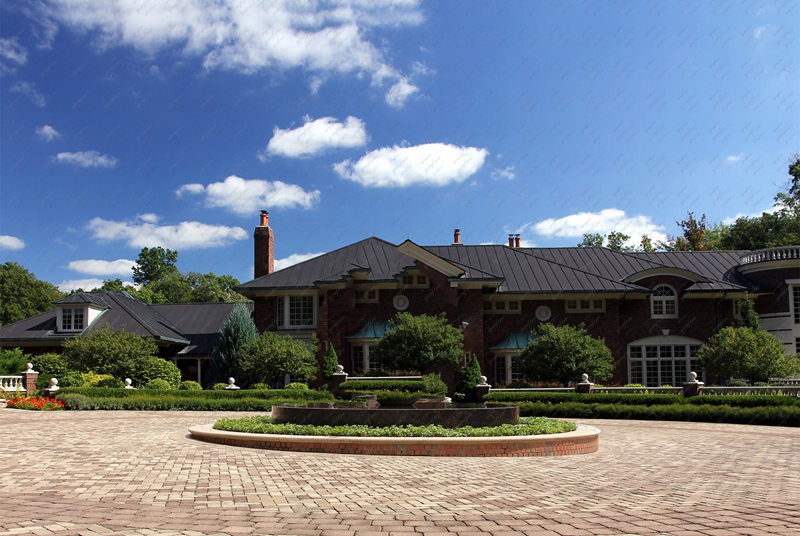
[651,285,678,318]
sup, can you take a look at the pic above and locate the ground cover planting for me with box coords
[212,415,577,437]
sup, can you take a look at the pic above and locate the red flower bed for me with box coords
[6,397,65,411]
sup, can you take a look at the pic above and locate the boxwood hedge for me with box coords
[56,387,334,400]
[339,379,424,392]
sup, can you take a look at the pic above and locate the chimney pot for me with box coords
[453,228,462,245]
[508,234,515,248]
[259,211,269,227]
[515,234,521,248]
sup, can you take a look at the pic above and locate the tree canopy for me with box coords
[238,332,319,386]
[698,326,799,384]
[519,323,614,386]
[373,312,464,372]
[132,247,179,286]
[0,262,65,326]
[61,324,159,380]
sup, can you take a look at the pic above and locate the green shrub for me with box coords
[95,376,124,388]
[249,383,270,390]
[421,373,447,396]
[506,381,532,388]
[178,381,203,391]
[56,386,334,401]
[284,382,309,390]
[145,379,172,390]
[0,348,29,376]
[81,372,118,387]
[56,392,333,411]
[213,383,228,390]
[136,357,181,388]
[484,391,687,406]
[340,379,424,392]
[727,380,749,387]
[30,353,70,389]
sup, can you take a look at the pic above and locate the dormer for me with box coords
[53,293,108,333]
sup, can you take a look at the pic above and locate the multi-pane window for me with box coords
[400,274,428,286]
[508,301,519,311]
[483,301,493,311]
[628,343,703,387]
[495,301,506,311]
[417,275,427,285]
[351,344,380,374]
[276,296,315,328]
[402,275,414,285]
[565,299,604,312]
[793,286,800,324]
[494,354,524,385]
[61,308,85,331]
[651,285,678,318]
[482,300,521,314]
[355,289,378,303]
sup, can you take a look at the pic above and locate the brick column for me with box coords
[20,363,38,395]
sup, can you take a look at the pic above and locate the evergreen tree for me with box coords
[207,303,257,387]
[736,298,762,331]
[460,354,482,390]
[321,344,340,379]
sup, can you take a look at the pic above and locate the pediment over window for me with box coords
[623,267,707,284]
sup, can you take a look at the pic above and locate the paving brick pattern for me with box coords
[1,410,798,535]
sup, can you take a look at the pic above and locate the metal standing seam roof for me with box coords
[236,237,756,294]
[346,320,392,340]
[152,302,254,356]
[489,331,536,351]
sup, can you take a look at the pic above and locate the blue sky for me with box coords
[1,1,797,292]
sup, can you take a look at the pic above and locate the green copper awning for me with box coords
[346,320,391,340]
[489,331,535,351]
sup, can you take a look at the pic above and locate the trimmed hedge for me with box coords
[484,391,687,406]
[495,401,800,426]
[687,395,800,408]
[56,393,318,411]
[339,379,424,392]
[56,387,334,401]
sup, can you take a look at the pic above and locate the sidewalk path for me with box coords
[1,410,798,535]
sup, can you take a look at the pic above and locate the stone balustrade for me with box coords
[739,245,800,265]
[0,375,26,393]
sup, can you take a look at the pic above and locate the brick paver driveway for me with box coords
[1,411,798,536]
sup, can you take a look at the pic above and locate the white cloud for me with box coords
[333,143,489,188]
[55,150,117,168]
[34,0,424,105]
[385,78,419,108]
[177,175,320,215]
[274,252,326,272]
[528,208,668,246]
[0,37,28,72]
[67,259,135,277]
[491,166,515,180]
[36,125,61,141]
[721,206,775,225]
[10,81,46,107]
[260,116,368,159]
[725,154,742,162]
[0,235,25,250]
[85,214,248,250]
[58,278,106,292]
[753,26,765,40]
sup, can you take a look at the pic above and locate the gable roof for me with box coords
[236,237,756,295]
[0,292,253,354]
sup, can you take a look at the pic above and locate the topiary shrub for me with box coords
[213,383,228,390]
[284,382,309,390]
[249,383,270,390]
[145,379,172,390]
[421,373,447,396]
[81,372,119,387]
[178,381,203,391]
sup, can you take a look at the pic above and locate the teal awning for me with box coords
[346,320,391,340]
[489,331,534,351]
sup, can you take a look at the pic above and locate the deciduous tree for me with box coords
[519,323,614,386]
[373,313,464,372]
[0,262,65,326]
[238,332,318,386]
[698,326,799,384]
[61,325,158,380]
[132,247,179,286]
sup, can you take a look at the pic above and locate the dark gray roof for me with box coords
[0,291,200,347]
[152,302,254,356]
[236,238,755,295]
[237,237,418,291]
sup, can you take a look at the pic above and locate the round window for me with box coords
[535,305,552,322]
[393,295,410,311]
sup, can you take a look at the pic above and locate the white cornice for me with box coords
[397,240,465,278]
[624,267,707,283]
[738,259,800,274]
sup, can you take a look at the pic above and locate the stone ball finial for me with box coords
[228,377,236,384]
[226,377,240,390]
[25,363,34,372]
[477,375,488,386]
[124,378,136,389]
[690,371,698,381]
[50,378,58,387]
[581,373,589,382]
[336,365,344,373]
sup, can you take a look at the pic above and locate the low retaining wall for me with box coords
[271,404,519,428]
[188,424,600,457]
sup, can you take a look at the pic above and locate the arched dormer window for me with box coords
[651,285,678,318]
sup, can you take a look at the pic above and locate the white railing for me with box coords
[702,386,800,396]
[489,386,800,396]
[739,246,800,265]
[0,376,26,393]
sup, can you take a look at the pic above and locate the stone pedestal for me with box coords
[329,367,348,395]
[682,372,704,397]
[575,374,594,394]
[20,363,38,394]
[475,376,491,401]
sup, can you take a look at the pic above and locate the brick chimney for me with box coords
[508,234,515,248]
[515,234,521,248]
[453,229,462,245]
[254,210,274,278]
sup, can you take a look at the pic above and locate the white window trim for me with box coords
[58,307,86,332]
[565,298,605,313]
[627,338,704,387]
[276,295,317,329]
[351,341,380,374]
[650,285,678,319]
[354,288,379,303]
[482,299,522,314]
[398,273,429,288]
